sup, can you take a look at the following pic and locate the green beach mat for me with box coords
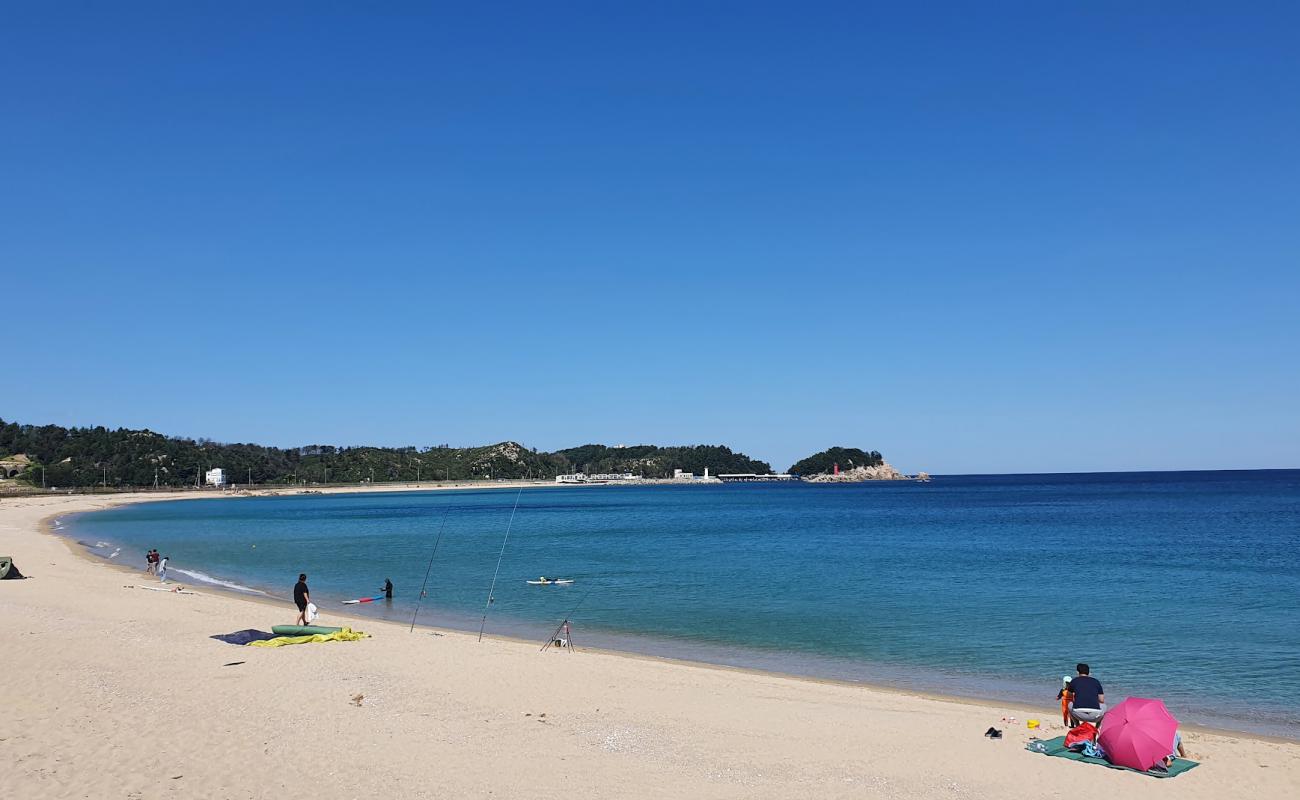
[1026,736,1199,778]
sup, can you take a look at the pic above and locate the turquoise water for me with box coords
[64,471,1300,737]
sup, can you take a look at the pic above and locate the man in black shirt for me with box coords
[1068,662,1105,726]
[382,578,393,600]
[293,573,311,625]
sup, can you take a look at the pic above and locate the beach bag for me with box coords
[306,602,319,623]
[1064,722,1097,748]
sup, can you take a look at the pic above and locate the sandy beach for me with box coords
[1,491,1296,799]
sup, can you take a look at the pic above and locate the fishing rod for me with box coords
[408,494,456,633]
[477,485,525,642]
[541,584,594,652]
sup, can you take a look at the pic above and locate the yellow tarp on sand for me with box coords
[248,627,369,647]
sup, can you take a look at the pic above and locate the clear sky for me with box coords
[4,2,1298,474]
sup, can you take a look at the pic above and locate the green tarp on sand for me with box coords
[1027,736,1199,778]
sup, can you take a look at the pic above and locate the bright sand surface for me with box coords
[2,491,1297,799]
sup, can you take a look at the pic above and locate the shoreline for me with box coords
[48,487,1298,744]
[3,491,1298,798]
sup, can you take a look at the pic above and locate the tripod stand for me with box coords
[541,619,575,652]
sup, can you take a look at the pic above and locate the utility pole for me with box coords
[42,466,46,489]
[248,467,252,488]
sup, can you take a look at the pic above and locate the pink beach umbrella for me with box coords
[1098,697,1179,771]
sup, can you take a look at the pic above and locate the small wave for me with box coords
[170,568,268,596]
[94,541,111,548]
[108,548,121,559]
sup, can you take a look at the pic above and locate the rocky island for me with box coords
[788,447,928,482]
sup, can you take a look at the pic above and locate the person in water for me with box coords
[382,578,393,599]
[294,573,311,625]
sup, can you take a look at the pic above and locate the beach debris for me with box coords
[351,693,365,707]
[984,727,1003,739]
[127,584,196,595]
[222,661,246,667]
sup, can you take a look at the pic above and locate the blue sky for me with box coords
[4,2,1298,474]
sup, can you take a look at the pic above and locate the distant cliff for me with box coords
[802,463,907,482]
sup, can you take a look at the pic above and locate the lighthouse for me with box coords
[833,463,840,475]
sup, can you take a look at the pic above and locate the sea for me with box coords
[62,470,1300,738]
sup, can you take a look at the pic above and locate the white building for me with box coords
[205,468,226,487]
[555,473,637,484]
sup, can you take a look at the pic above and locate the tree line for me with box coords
[0,418,773,488]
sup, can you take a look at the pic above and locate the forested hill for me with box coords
[787,447,884,476]
[0,418,771,487]
[555,444,771,476]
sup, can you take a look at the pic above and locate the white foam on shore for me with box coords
[169,567,268,596]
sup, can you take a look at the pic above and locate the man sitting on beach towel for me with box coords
[1068,663,1105,727]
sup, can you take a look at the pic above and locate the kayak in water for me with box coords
[526,577,574,586]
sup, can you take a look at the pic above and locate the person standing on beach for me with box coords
[294,573,311,625]
[157,555,169,582]
[1067,663,1105,727]
[144,549,157,575]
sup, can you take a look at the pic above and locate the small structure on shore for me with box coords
[0,454,32,479]
[205,468,226,487]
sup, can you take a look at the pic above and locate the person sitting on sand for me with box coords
[1163,729,1187,768]
[1067,663,1105,728]
[294,573,311,625]
[1056,676,1073,727]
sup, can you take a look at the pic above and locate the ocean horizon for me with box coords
[64,469,1300,738]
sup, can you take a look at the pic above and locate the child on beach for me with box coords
[1056,676,1073,727]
